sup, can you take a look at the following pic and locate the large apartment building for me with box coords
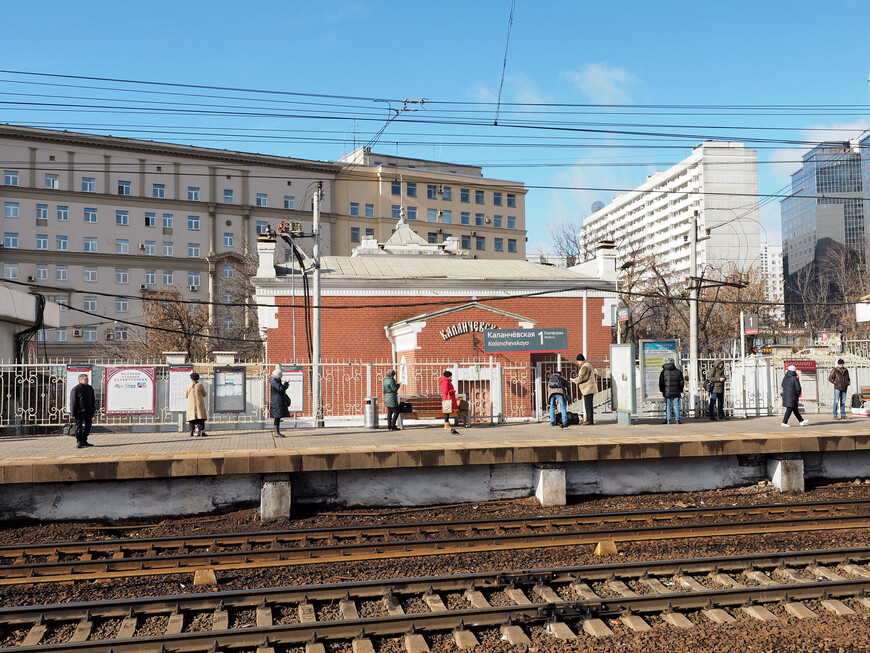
[759,243,785,323]
[0,126,527,358]
[582,141,761,278]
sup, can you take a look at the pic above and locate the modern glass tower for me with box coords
[780,142,866,320]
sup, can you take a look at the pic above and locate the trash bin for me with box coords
[364,397,379,429]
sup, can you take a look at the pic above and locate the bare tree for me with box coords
[546,217,590,266]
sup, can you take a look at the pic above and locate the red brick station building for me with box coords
[253,221,618,419]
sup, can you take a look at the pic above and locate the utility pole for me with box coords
[312,181,323,428]
[689,210,699,418]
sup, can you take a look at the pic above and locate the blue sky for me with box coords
[4,0,870,255]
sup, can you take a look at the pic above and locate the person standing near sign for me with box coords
[383,369,401,431]
[659,358,684,424]
[547,370,570,428]
[572,354,597,425]
[270,366,290,438]
[781,364,809,427]
[69,374,96,448]
[706,360,728,421]
[829,358,851,420]
[184,372,207,437]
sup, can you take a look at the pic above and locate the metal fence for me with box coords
[4,355,869,434]
[0,358,542,433]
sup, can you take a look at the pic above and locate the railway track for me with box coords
[4,547,870,651]
[3,498,870,585]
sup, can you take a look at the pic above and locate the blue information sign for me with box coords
[484,328,568,353]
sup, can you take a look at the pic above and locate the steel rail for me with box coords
[3,546,870,624]
[0,497,865,560]
[7,578,870,653]
[4,512,870,585]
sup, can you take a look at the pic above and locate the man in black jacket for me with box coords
[659,358,684,424]
[69,374,96,448]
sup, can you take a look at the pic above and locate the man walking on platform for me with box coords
[829,358,851,420]
[573,354,597,425]
[69,374,96,449]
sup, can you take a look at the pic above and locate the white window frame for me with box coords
[84,267,97,282]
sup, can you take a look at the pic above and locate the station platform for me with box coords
[1,416,869,521]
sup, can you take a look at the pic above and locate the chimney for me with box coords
[595,240,618,282]
[256,236,277,278]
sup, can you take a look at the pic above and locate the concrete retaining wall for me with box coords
[2,451,868,521]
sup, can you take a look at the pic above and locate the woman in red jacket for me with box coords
[440,370,460,435]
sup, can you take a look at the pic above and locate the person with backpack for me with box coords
[658,358,684,424]
[572,353,597,425]
[547,370,570,428]
[829,358,851,420]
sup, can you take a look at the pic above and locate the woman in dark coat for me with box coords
[270,366,290,437]
[781,365,808,427]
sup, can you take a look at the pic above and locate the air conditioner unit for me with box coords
[73,329,82,337]
[139,284,147,290]
[438,185,443,194]
[26,275,35,282]
[105,331,114,340]
[485,218,491,223]
[138,243,146,250]
[189,285,199,292]
[471,231,477,236]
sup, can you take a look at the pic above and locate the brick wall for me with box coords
[267,295,610,364]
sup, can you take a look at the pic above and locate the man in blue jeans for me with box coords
[547,370,570,428]
[829,358,851,420]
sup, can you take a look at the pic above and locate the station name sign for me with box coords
[440,321,500,341]
[483,328,568,353]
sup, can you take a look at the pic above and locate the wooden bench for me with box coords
[397,395,471,428]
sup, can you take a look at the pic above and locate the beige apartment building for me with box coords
[332,148,527,259]
[0,127,527,359]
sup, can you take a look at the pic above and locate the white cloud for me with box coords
[562,63,636,105]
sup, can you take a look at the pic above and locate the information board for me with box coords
[284,366,304,412]
[783,359,818,402]
[484,328,568,353]
[639,339,680,401]
[610,343,636,413]
[104,366,156,415]
[168,365,195,413]
[66,365,93,413]
[214,366,246,413]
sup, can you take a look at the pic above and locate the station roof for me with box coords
[317,256,599,281]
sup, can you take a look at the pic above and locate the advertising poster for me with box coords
[168,364,195,413]
[66,365,93,413]
[214,366,246,413]
[783,359,818,402]
[284,366,304,412]
[639,339,680,401]
[104,366,156,415]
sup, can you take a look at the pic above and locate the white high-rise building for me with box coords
[759,243,785,323]
[582,142,761,279]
